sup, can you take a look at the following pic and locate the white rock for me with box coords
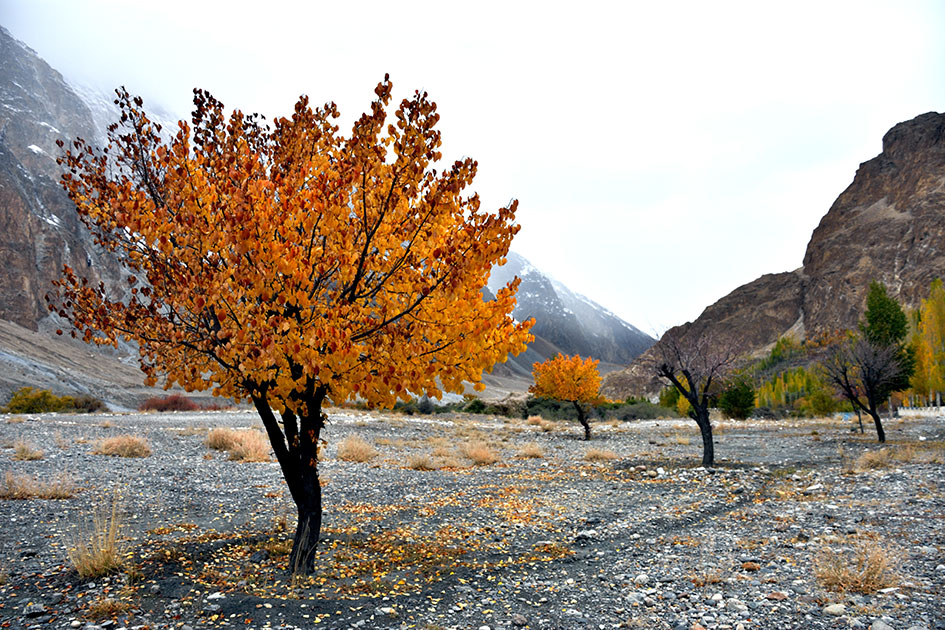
[633,573,649,585]
[871,621,894,630]
[823,603,846,615]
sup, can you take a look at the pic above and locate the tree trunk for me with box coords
[252,387,326,574]
[288,463,322,574]
[868,407,886,443]
[694,406,714,468]
[573,401,590,440]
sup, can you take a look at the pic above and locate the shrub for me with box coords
[585,448,618,462]
[93,435,152,458]
[416,396,435,415]
[518,442,544,458]
[69,394,107,413]
[464,398,487,414]
[12,440,43,460]
[814,540,899,593]
[138,394,199,412]
[85,596,133,621]
[0,471,77,500]
[68,493,125,578]
[460,440,498,465]
[854,448,892,471]
[2,387,67,413]
[337,435,377,462]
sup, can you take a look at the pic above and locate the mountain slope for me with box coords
[602,111,945,399]
[488,252,655,368]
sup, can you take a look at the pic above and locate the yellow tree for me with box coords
[912,279,945,404]
[530,354,602,440]
[49,78,533,573]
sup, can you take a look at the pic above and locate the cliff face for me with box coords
[602,111,945,399]
[0,26,123,330]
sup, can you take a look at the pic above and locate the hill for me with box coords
[603,110,945,399]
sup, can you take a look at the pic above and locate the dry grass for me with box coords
[92,435,151,458]
[337,434,378,462]
[853,448,893,471]
[12,440,43,460]
[518,442,545,458]
[406,453,437,470]
[431,445,454,458]
[5,416,26,424]
[526,416,544,426]
[0,562,7,585]
[227,430,270,462]
[460,440,499,465]
[675,433,692,446]
[177,425,207,437]
[890,440,945,464]
[814,540,900,593]
[205,428,271,462]
[205,427,241,451]
[0,471,78,499]
[585,448,619,462]
[68,493,125,578]
[85,595,134,621]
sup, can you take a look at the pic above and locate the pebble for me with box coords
[824,603,847,615]
[871,621,895,630]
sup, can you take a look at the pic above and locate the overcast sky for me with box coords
[3,0,944,335]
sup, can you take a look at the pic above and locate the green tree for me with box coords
[861,281,909,346]
[718,377,755,419]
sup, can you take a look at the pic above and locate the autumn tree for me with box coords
[654,330,736,467]
[49,79,533,573]
[910,278,945,405]
[530,354,602,440]
[822,282,915,443]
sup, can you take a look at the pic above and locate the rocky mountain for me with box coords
[0,26,125,332]
[486,252,655,380]
[602,111,945,399]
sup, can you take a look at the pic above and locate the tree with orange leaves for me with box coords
[530,354,602,440]
[49,77,533,573]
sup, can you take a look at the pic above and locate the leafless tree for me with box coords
[821,338,911,443]
[654,330,737,467]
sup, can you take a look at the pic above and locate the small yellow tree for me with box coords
[530,354,602,440]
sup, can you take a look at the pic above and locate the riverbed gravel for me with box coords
[1,409,943,630]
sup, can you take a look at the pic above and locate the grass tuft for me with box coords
[518,442,545,458]
[0,471,77,499]
[12,440,43,460]
[460,440,499,465]
[585,448,619,462]
[337,434,378,462]
[814,540,900,593]
[204,428,271,461]
[406,453,437,470]
[92,435,151,458]
[68,492,125,578]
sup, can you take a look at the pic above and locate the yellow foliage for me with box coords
[49,79,534,418]
[530,354,602,405]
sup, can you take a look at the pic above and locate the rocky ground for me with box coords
[0,408,943,630]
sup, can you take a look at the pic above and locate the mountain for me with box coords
[602,111,945,399]
[486,252,655,383]
[0,26,130,333]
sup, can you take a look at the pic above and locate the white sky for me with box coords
[3,0,944,335]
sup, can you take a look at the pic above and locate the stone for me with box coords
[376,607,397,618]
[741,561,761,571]
[24,603,45,617]
[511,614,528,627]
[634,573,649,585]
[871,621,895,630]
[823,603,847,615]
[766,591,788,601]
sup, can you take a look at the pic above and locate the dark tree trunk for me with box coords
[693,406,714,468]
[288,462,322,574]
[573,401,590,440]
[868,406,886,443]
[252,385,326,574]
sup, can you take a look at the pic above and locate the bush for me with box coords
[814,540,899,593]
[585,448,618,462]
[406,453,437,470]
[12,440,43,461]
[460,440,498,465]
[69,395,107,413]
[92,435,152,458]
[2,387,67,413]
[416,396,435,415]
[464,398,487,414]
[205,427,241,451]
[138,394,200,412]
[226,431,270,462]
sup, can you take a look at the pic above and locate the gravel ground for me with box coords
[0,409,943,630]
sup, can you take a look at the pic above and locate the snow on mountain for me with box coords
[487,252,655,370]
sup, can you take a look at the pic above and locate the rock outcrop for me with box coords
[603,111,945,399]
[0,26,123,330]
